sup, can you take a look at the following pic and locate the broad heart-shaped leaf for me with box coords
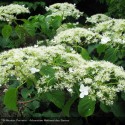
[100,102,111,113]
[46,90,65,109]
[4,88,18,111]
[104,48,118,63]
[78,96,96,117]
[81,48,91,60]
[2,25,12,39]
[15,26,25,39]
[62,95,78,117]
[111,101,125,117]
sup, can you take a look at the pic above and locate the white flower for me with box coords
[101,37,110,44]
[84,78,93,84]
[17,77,20,80]
[67,88,73,92]
[69,68,74,73]
[30,68,40,74]
[79,84,90,98]
[34,45,38,48]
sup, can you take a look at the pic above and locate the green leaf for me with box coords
[32,101,40,109]
[23,21,36,36]
[0,37,12,48]
[118,50,125,59]
[40,65,56,85]
[4,88,18,111]
[111,102,125,117]
[62,95,77,117]
[15,26,25,39]
[27,100,40,110]
[104,48,118,63]
[40,17,49,34]
[78,96,96,117]
[2,25,12,39]
[100,102,111,113]
[51,16,62,29]
[97,44,106,55]
[21,88,32,99]
[88,44,99,54]
[40,65,55,76]
[46,90,65,109]
[81,48,91,60]
[26,78,34,87]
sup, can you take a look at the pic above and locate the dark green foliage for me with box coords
[62,95,77,116]
[99,0,125,18]
[111,101,125,117]
[100,102,111,113]
[13,1,45,11]
[29,14,63,39]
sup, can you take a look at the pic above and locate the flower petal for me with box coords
[80,92,85,98]
[79,84,85,92]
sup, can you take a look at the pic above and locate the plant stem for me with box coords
[18,98,36,104]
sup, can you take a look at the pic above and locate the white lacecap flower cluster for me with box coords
[49,20,125,49]
[49,28,102,47]
[0,4,30,22]
[45,2,83,20]
[86,14,112,24]
[0,45,125,105]
[91,19,125,47]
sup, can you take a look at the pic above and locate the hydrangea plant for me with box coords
[86,14,112,24]
[0,45,86,92]
[91,19,125,48]
[49,28,102,47]
[45,2,83,20]
[0,45,125,106]
[0,4,29,22]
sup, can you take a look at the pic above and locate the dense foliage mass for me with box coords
[99,0,125,18]
[0,1,125,125]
